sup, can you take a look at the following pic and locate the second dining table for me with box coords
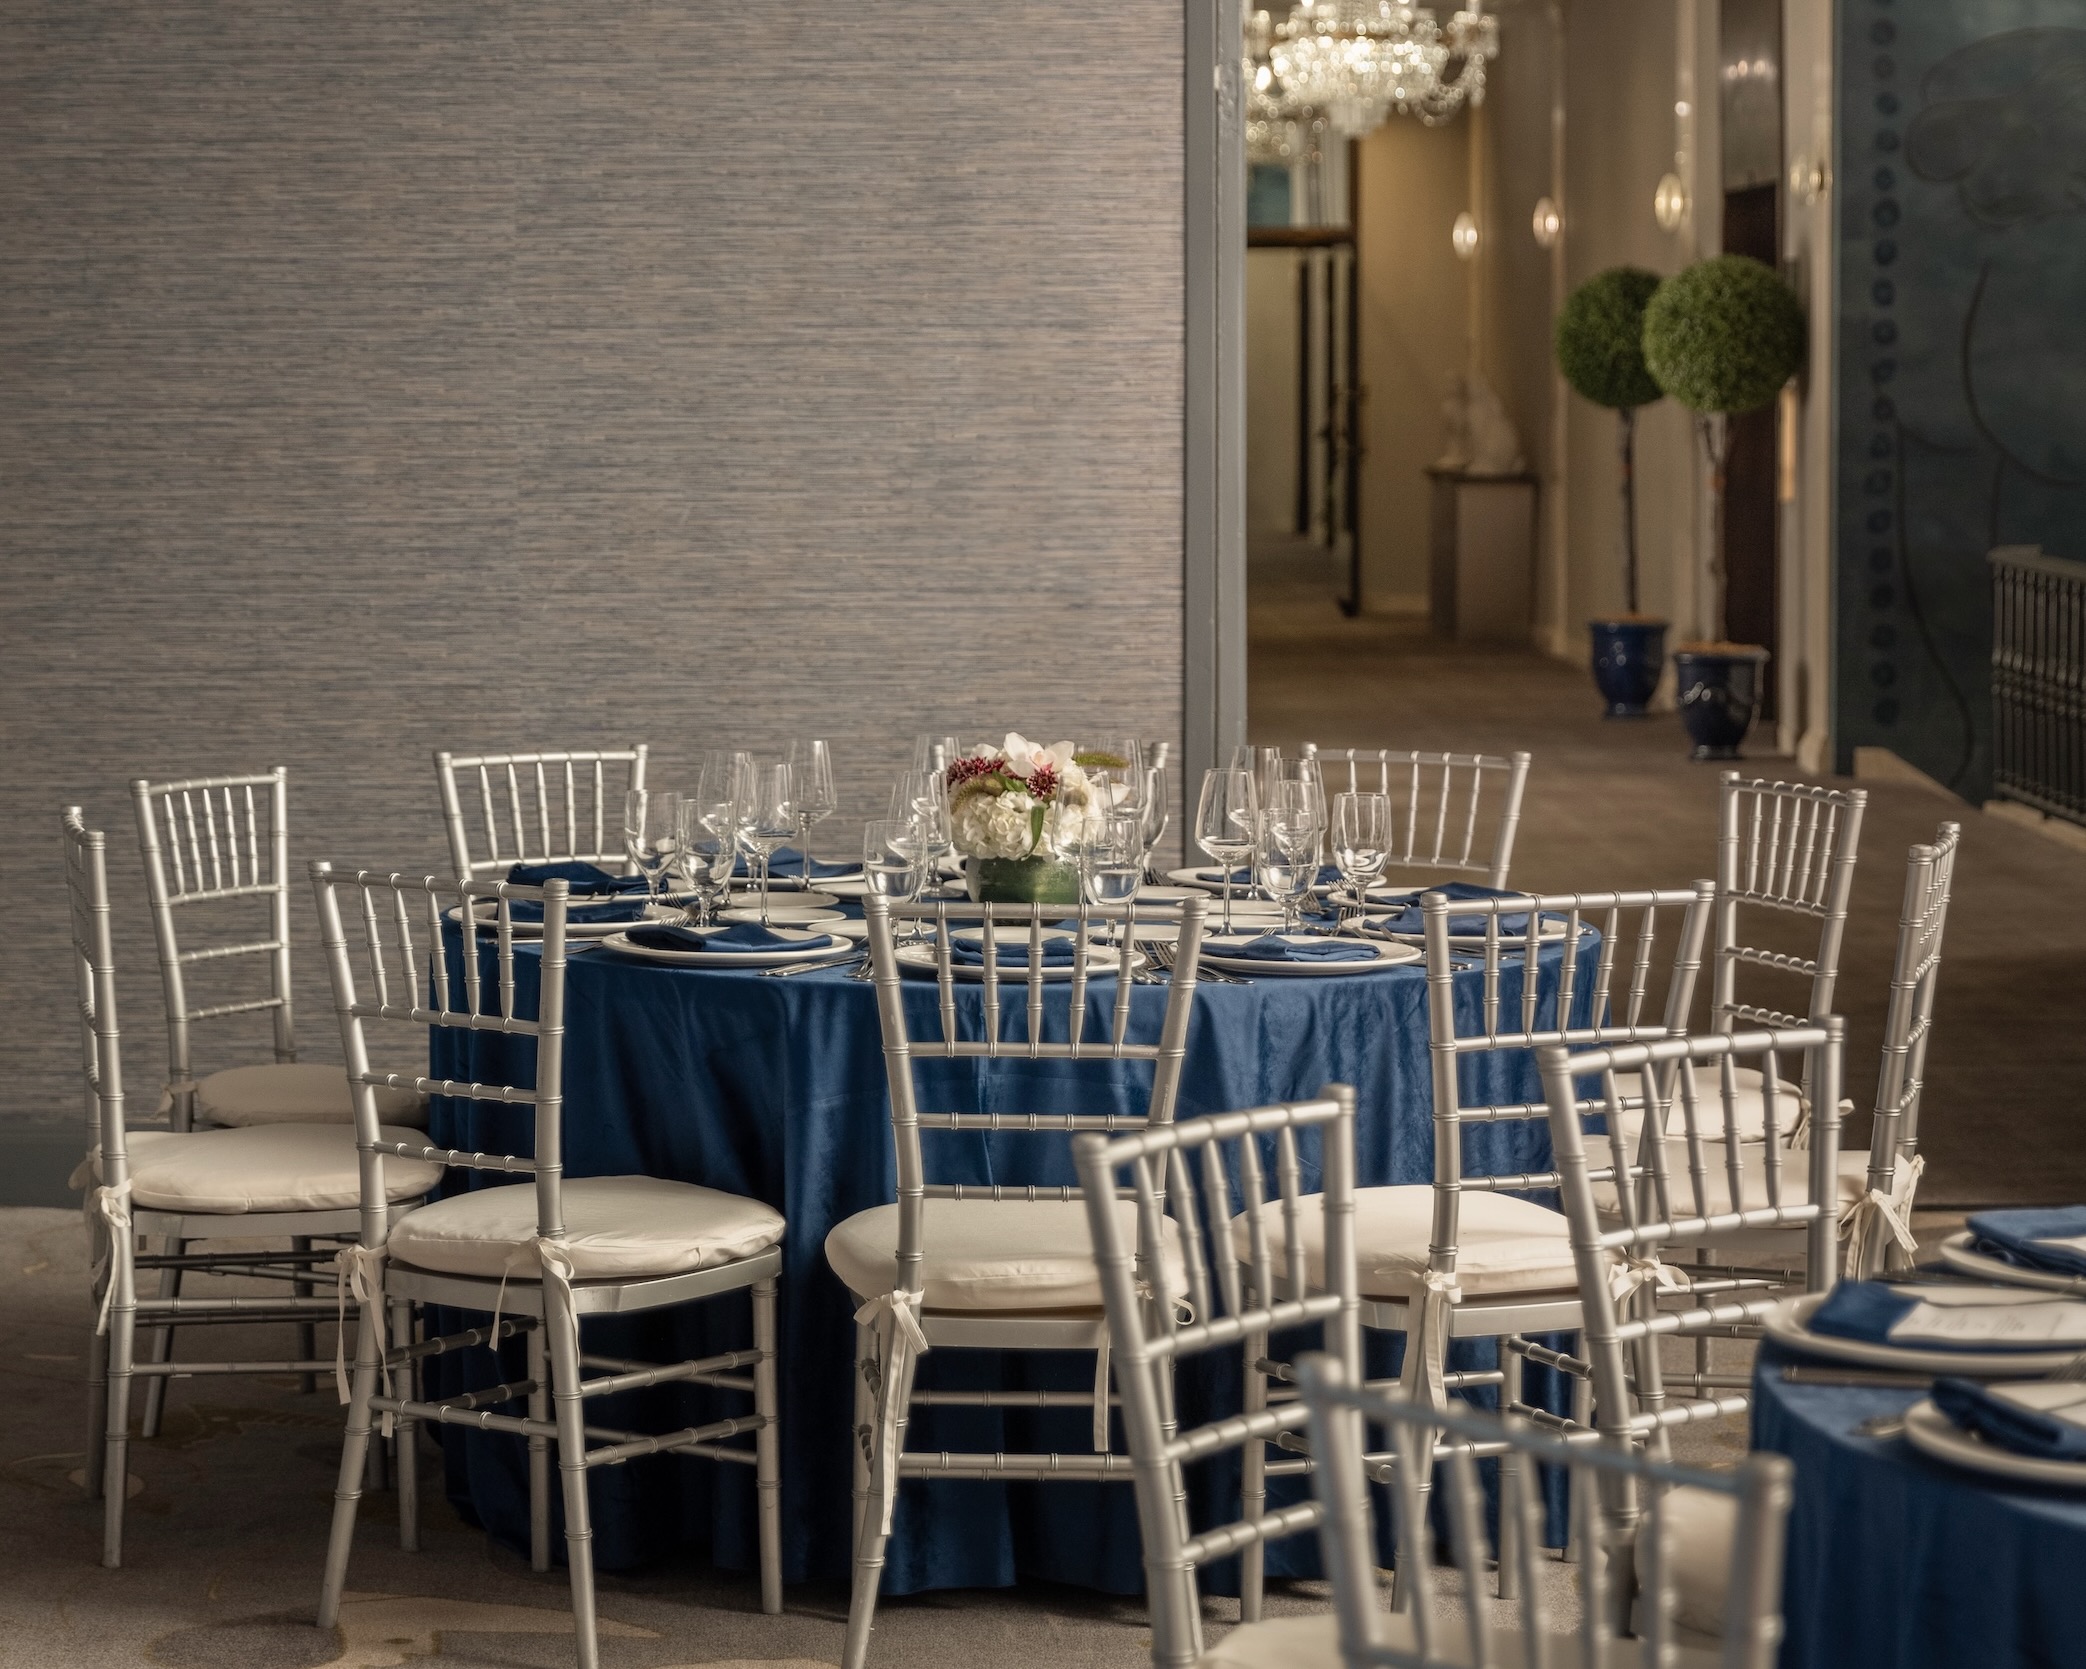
[420,904,1598,1594]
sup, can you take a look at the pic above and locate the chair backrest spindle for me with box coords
[1303,746,1532,887]
[435,746,648,883]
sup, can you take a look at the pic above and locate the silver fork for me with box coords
[1151,938,1247,985]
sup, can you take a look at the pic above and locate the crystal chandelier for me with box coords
[1269,0,1499,137]
[1245,8,1321,165]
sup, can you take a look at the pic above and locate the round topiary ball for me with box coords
[1554,266,1664,410]
[1641,255,1807,416]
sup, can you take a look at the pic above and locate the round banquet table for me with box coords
[421,920,1598,1593]
[1752,1342,2086,1669]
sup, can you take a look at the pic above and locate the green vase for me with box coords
[965,855,1082,905]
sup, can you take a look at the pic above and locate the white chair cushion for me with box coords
[116,1123,441,1214]
[387,1175,785,1281]
[825,1198,1186,1312]
[1231,1185,1581,1299]
[1610,1067,1804,1145]
[1199,1609,1722,1667]
[1594,1144,1866,1220]
[1635,1482,1737,1637]
[196,1062,429,1129]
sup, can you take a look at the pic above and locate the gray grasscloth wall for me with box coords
[0,4,1186,1150]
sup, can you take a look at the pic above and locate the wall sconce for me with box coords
[1452,211,1481,260]
[1653,172,1688,233]
[1531,197,1561,249]
[1788,155,1829,206]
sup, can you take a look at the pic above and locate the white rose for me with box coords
[953,789,1040,860]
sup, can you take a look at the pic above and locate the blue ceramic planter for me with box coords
[1589,619,1667,717]
[1675,647,1771,761]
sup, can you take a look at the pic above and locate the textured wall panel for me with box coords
[0,2,1185,1125]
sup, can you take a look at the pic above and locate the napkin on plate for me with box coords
[947,933,1079,969]
[1932,1378,2086,1461]
[627,922,834,954]
[1225,935,1376,964]
[506,860,647,895]
[1966,1206,2086,1279]
[507,897,651,925]
[1808,1281,2086,1352]
[1365,880,1549,938]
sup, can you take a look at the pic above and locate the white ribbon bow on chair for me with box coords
[1840,1153,1924,1278]
[89,1180,133,1337]
[1395,1269,1461,1407]
[1609,1252,1690,1308]
[854,1289,930,1536]
[488,1235,581,1377]
[333,1243,396,1437]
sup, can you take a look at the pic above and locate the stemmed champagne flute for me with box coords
[1195,767,1259,935]
[623,789,682,918]
[1331,790,1393,918]
[740,765,798,927]
[786,739,837,876]
[1136,762,1170,881]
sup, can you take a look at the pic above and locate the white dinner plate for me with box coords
[599,927,847,969]
[1761,1291,2086,1377]
[720,905,846,927]
[459,899,664,940]
[893,938,1132,981]
[1937,1231,2086,1295]
[1197,934,1423,978]
[1902,1397,2086,1490]
[1136,885,1206,904]
[726,887,841,911]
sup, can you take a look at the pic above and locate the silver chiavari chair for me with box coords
[829,893,1207,1669]
[1842,821,1959,1277]
[310,866,785,1669]
[1074,1091,1361,1669]
[1296,1351,1795,1668]
[130,767,426,1428]
[1302,747,1533,888]
[65,810,442,1570]
[435,746,648,883]
[1237,885,1716,1619]
[1541,1023,1841,1638]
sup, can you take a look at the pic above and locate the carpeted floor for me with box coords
[1248,539,2086,1204]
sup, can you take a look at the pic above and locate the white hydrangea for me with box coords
[951,788,1041,860]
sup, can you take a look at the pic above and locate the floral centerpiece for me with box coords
[944,733,1126,904]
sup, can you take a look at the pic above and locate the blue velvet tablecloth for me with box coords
[1752,1342,2086,1669]
[424,926,1597,1592]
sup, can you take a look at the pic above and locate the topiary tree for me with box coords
[1555,266,1664,615]
[1642,255,1807,641]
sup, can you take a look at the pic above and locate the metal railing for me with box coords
[1990,544,2086,826]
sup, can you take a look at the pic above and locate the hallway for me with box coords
[1248,543,2086,1206]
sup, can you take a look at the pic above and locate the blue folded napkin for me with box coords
[1226,934,1375,963]
[1932,1377,2086,1461]
[507,896,651,925]
[947,932,1079,968]
[1967,1207,2086,1279]
[505,860,647,896]
[1807,1281,2086,1353]
[626,922,834,954]
[1366,880,1550,938]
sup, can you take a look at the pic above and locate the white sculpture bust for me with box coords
[1435,371,1526,477]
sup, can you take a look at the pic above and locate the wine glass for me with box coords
[623,789,682,917]
[1331,791,1393,917]
[1136,763,1170,880]
[862,818,924,916]
[1079,811,1143,949]
[674,797,738,925]
[1265,776,1327,890]
[786,739,837,877]
[911,734,965,774]
[739,765,798,927]
[1254,815,1316,936]
[888,771,953,890]
[1195,767,1259,935]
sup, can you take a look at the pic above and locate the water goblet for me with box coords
[1195,767,1259,935]
[740,765,798,927]
[862,818,924,905]
[623,789,682,918]
[674,798,738,926]
[1331,790,1393,918]
[1079,811,1143,950]
[1254,822,1316,936]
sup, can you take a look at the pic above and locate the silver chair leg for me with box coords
[392,1299,419,1552]
[138,1241,181,1439]
[848,1320,872,1546]
[85,1269,111,1501]
[1239,1329,1268,1622]
[1563,1367,1593,1564]
[1496,1341,1523,1600]
[545,1285,600,1669]
[528,1322,552,1573]
[317,1288,383,1630]
[752,1277,783,1616]
[100,1232,138,1569]
[294,1236,319,1395]
[841,1324,896,1669]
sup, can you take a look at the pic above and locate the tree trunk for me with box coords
[1698,414,1733,641]
[1618,407,1639,615]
